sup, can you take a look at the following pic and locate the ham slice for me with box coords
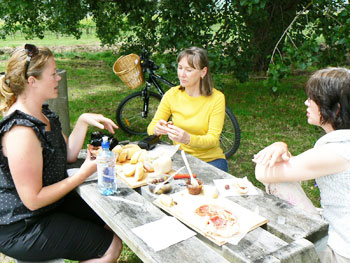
[195,204,239,238]
[195,204,221,217]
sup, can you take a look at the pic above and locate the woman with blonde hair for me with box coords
[253,67,350,263]
[148,47,228,171]
[0,44,122,262]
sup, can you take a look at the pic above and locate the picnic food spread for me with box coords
[112,143,174,188]
[153,190,268,246]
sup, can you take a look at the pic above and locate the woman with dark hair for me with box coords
[0,44,122,262]
[148,47,228,172]
[253,67,350,263]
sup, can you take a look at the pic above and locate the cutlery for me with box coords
[181,150,199,186]
[108,196,143,207]
[153,166,186,194]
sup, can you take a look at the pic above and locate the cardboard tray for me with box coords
[153,190,268,246]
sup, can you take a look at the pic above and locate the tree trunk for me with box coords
[238,0,308,71]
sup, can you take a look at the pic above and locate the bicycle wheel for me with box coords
[221,107,241,159]
[116,91,162,135]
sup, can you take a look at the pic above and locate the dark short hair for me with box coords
[306,67,350,129]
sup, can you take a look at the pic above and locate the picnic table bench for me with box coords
[69,148,328,263]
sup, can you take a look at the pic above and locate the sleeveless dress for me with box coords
[0,106,113,261]
[0,105,67,225]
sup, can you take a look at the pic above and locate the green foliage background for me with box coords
[1,0,350,86]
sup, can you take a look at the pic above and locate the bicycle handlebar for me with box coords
[140,50,159,72]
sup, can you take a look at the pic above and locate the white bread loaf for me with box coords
[153,156,172,175]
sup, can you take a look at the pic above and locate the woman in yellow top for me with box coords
[147,47,227,172]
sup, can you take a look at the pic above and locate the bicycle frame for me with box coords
[141,70,176,118]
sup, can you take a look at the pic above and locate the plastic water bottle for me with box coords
[97,136,117,195]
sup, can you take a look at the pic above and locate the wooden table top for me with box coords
[70,148,328,262]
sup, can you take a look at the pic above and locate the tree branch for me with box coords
[269,1,313,66]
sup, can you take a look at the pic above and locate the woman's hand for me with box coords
[252,142,291,167]
[153,119,170,136]
[79,150,97,179]
[78,113,118,134]
[165,124,190,144]
[67,113,118,163]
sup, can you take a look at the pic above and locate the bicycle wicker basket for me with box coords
[113,54,144,89]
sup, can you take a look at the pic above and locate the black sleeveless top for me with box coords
[0,105,68,225]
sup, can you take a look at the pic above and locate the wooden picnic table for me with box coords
[69,148,328,263]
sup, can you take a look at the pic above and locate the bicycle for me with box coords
[115,50,241,158]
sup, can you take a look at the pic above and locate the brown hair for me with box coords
[0,46,53,115]
[177,47,214,96]
[305,67,350,129]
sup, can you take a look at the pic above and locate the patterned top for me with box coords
[0,105,68,225]
[315,129,350,259]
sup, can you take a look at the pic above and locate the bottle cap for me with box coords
[101,136,110,149]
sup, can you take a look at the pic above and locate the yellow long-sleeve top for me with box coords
[147,86,226,162]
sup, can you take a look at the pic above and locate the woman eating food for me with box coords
[147,46,228,172]
[0,44,122,262]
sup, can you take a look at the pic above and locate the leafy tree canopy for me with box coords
[0,0,349,85]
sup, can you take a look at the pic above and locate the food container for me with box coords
[186,178,203,195]
[148,175,172,194]
[148,182,172,194]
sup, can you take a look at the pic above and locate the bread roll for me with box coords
[137,150,147,163]
[121,144,141,160]
[130,150,143,164]
[122,143,140,149]
[118,149,128,163]
[126,146,141,160]
[113,152,119,163]
[123,163,136,177]
[112,145,122,154]
[134,162,145,181]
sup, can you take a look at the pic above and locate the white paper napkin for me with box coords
[213,177,258,197]
[132,216,196,252]
[67,168,97,182]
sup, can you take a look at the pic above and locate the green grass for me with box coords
[0,39,322,262]
[0,31,100,48]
